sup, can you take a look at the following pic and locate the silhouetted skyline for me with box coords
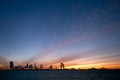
[0,0,120,69]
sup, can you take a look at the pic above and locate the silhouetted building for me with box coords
[10,61,14,69]
[60,63,64,69]
[29,64,33,69]
[14,65,23,70]
[25,63,29,69]
[26,63,28,68]
[34,63,37,69]
[49,65,53,69]
[40,64,43,69]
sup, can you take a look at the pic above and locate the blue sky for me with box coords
[0,0,120,69]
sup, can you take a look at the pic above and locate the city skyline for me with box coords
[0,0,120,69]
[2,61,111,70]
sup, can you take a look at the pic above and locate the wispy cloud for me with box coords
[0,56,8,68]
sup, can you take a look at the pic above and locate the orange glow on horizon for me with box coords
[0,60,120,70]
[65,64,120,69]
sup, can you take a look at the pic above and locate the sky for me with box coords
[0,0,120,69]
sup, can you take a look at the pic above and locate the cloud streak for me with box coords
[0,56,8,68]
[25,21,119,64]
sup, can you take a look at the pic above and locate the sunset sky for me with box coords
[0,0,120,69]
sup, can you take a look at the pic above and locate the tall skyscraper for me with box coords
[34,63,37,69]
[60,63,64,69]
[26,63,28,68]
[25,63,29,69]
[10,61,14,69]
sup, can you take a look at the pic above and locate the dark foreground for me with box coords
[0,70,120,80]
